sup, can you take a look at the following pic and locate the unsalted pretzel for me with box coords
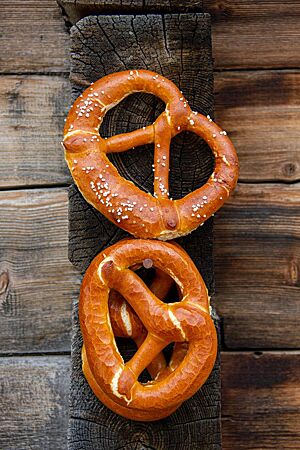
[108,268,174,378]
[80,239,217,421]
[63,69,239,240]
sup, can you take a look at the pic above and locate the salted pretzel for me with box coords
[80,239,217,421]
[63,69,239,240]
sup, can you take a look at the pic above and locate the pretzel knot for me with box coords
[80,239,217,421]
[63,69,239,240]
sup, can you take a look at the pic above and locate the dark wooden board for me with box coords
[68,13,221,449]
[222,351,300,449]
[1,353,299,449]
[214,182,300,349]
[0,355,70,450]
[214,70,300,183]
[1,71,300,188]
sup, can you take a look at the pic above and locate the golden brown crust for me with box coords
[63,69,239,239]
[79,239,217,421]
[108,268,173,379]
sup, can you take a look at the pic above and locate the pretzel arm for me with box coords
[108,267,174,338]
[153,114,172,199]
[134,332,167,379]
[105,125,154,153]
[117,333,169,398]
[108,268,174,379]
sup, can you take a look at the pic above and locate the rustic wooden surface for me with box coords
[214,70,300,183]
[0,356,70,450]
[0,75,72,188]
[58,0,300,70]
[0,0,299,448]
[222,351,300,449]
[0,352,299,450]
[215,183,300,349]
[0,188,79,354]
[67,13,222,449]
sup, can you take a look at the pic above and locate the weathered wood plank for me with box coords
[222,351,300,449]
[214,183,300,349]
[0,188,80,354]
[0,0,70,74]
[1,352,298,449]
[58,0,203,23]
[214,70,300,183]
[1,1,300,73]
[0,356,70,450]
[58,0,300,70]
[1,70,299,188]
[208,0,300,70]
[68,13,221,449]
[0,75,72,188]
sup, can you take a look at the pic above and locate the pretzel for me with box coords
[80,239,217,421]
[63,69,239,240]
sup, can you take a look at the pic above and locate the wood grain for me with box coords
[1,352,298,449]
[0,0,69,74]
[0,75,72,188]
[1,1,299,72]
[222,351,300,449]
[208,0,300,70]
[58,0,203,23]
[214,70,300,183]
[0,356,70,450]
[58,0,300,70]
[0,188,80,354]
[214,183,300,349]
[1,70,299,188]
[68,13,221,449]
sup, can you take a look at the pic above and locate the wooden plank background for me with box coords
[0,1,299,449]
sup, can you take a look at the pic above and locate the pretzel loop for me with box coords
[64,69,239,240]
[80,239,217,421]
